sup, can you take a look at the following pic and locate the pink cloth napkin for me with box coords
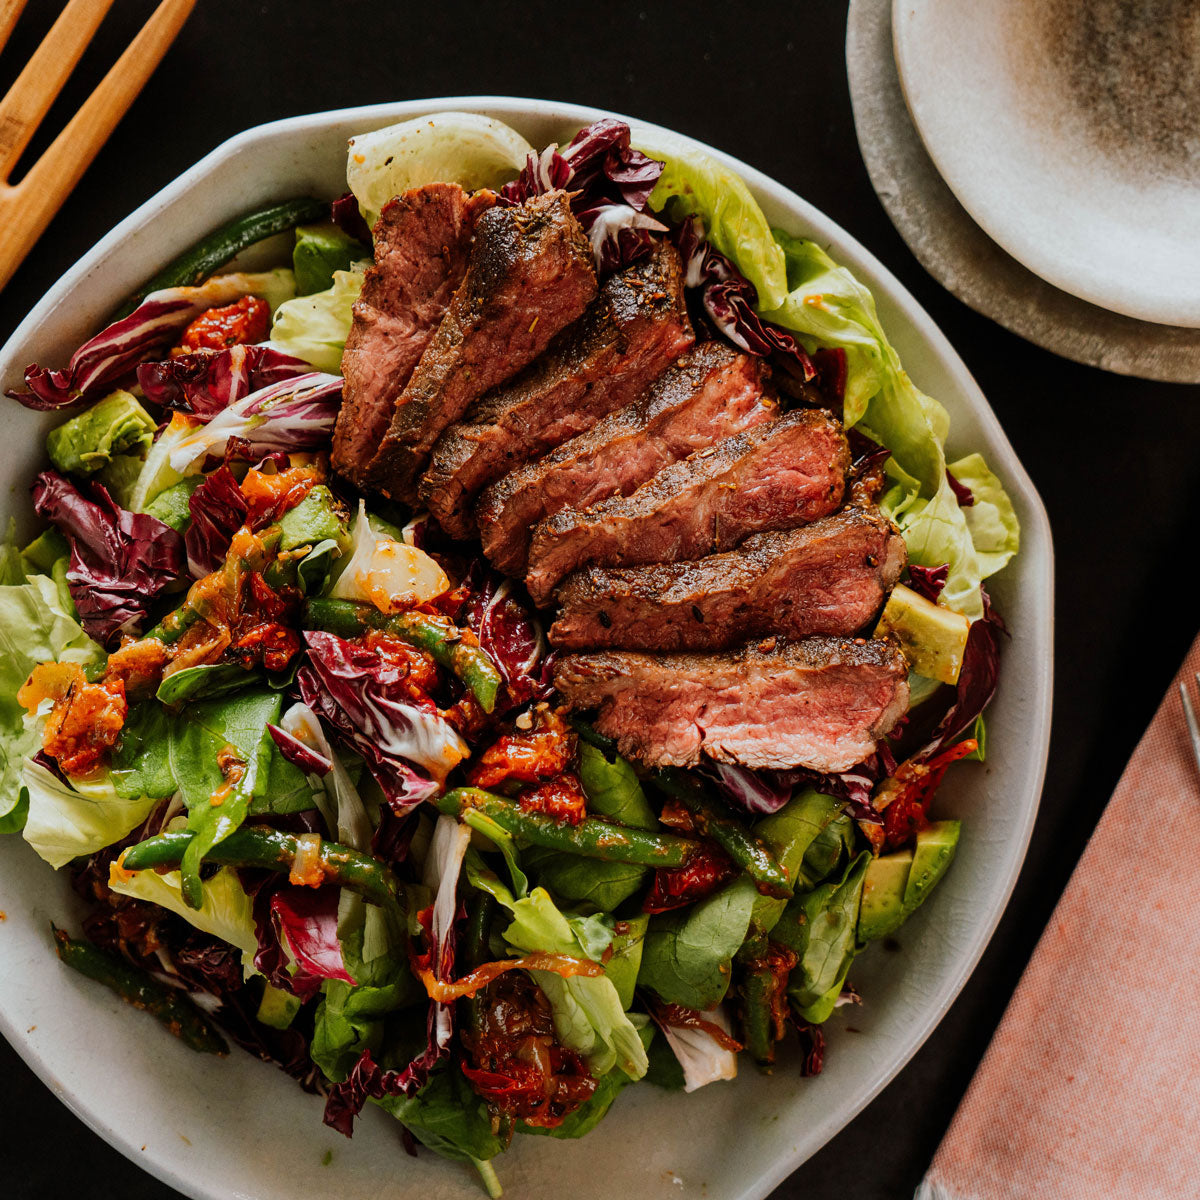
[919,636,1200,1200]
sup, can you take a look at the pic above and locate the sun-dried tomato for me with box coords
[104,637,170,698]
[460,972,597,1128]
[644,843,738,914]
[240,463,323,527]
[177,296,270,353]
[516,773,588,825]
[877,739,978,851]
[468,707,575,789]
[36,668,128,776]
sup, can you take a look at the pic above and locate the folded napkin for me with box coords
[919,636,1200,1200]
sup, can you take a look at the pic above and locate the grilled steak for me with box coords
[553,636,909,773]
[422,241,693,538]
[333,184,495,489]
[525,407,849,605]
[479,343,774,576]
[550,506,905,651]
[366,190,597,502]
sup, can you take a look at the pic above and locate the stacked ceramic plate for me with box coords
[848,0,1200,382]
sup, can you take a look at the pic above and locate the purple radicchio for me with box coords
[167,372,343,474]
[254,886,356,1001]
[184,465,249,577]
[331,191,373,246]
[500,118,668,271]
[946,469,975,507]
[137,344,309,419]
[674,216,815,382]
[31,471,186,644]
[297,631,465,813]
[787,745,899,825]
[7,277,283,411]
[703,762,793,816]
[267,720,334,776]
[463,569,548,709]
[906,563,949,603]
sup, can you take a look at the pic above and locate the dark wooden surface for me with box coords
[2,2,1195,1197]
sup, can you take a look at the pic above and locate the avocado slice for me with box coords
[858,848,913,942]
[144,475,205,532]
[278,485,345,550]
[876,583,970,685]
[903,820,961,914]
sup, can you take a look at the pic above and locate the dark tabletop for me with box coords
[2,2,1196,1197]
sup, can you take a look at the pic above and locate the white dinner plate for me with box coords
[893,0,1200,328]
[0,97,1054,1200]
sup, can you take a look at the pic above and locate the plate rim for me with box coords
[0,95,1055,1200]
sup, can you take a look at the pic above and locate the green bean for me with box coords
[654,770,793,899]
[436,788,698,868]
[116,198,329,317]
[568,716,619,756]
[305,597,501,713]
[120,827,406,926]
[741,963,779,1070]
[51,925,228,1055]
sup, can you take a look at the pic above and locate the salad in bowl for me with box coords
[0,109,1019,1196]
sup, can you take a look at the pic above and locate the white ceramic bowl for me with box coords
[892,0,1200,328]
[0,98,1053,1200]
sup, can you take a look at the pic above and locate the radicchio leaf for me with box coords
[906,563,949,603]
[499,118,668,272]
[267,721,333,776]
[787,746,898,824]
[703,762,793,816]
[31,471,186,644]
[463,569,547,709]
[331,191,373,246]
[946,469,975,507]
[675,217,814,381]
[137,344,309,419]
[167,373,343,473]
[323,1031,446,1136]
[7,278,283,410]
[184,465,248,577]
[296,631,464,812]
[267,886,356,1000]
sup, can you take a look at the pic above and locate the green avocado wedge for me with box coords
[857,820,962,943]
[858,849,913,942]
[904,820,961,914]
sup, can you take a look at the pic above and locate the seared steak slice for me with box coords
[553,636,909,773]
[525,407,849,605]
[550,506,906,651]
[422,241,693,538]
[367,190,597,502]
[333,184,494,489]
[479,343,773,576]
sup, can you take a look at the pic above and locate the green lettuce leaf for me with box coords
[347,111,532,228]
[763,230,1019,618]
[636,130,787,309]
[108,862,258,961]
[772,851,871,1023]
[466,862,647,1080]
[638,875,757,1010]
[270,264,367,373]
[947,452,1021,578]
[0,571,104,824]
[125,412,204,513]
[20,760,158,869]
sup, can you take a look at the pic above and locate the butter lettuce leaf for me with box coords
[270,264,367,374]
[636,130,787,309]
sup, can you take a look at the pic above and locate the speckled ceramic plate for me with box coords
[0,98,1053,1200]
[893,0,1200,327]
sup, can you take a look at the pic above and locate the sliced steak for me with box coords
[550,506,906,651]
[525,407,849,605]
[422,241,693,538]
[479,343,774,576]
[366,190,598,502]
[553,636,909,773]
[333,184,495,489]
